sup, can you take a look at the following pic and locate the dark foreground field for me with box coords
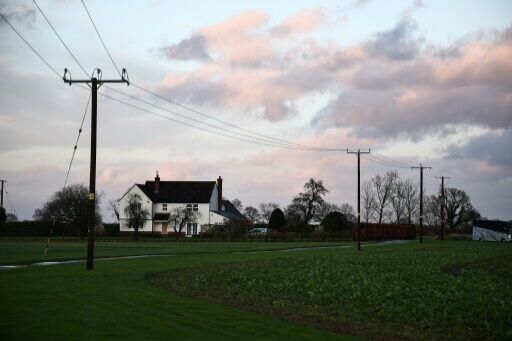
[1,239,510,340]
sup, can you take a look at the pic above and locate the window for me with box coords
[186,204,198,212]
[186,222,198,236]
[162,204,167,211]
[135,203,142,211]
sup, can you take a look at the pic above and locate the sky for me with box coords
[0,0,511,222]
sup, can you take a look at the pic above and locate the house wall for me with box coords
[209,183,219,211]
[118,185,153,232]
[154,203,212,235]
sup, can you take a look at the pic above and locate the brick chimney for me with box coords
[217,176,223,211]
[154,171,160,194]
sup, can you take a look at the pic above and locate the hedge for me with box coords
[0,221,80,237]
[353,223,416,241]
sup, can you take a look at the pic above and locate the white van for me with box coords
[472,220,511,242]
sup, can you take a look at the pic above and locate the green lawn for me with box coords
[1,240,510,340]
[0,239,350,264]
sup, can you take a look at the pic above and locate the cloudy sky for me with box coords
[0,0,511,221]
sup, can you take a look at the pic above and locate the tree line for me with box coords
[25,172,481,239]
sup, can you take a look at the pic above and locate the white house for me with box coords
[117,173,244,236]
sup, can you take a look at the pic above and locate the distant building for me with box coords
[472,220,512,242]
[117,173,244,236]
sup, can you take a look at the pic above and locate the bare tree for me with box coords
[403,178,419,224]
[285,178,328,225]
[424,194,441,227]
[231,198,243,212]
[258,202,280,223]
[361,180,376,223]
[339,203,357,223]
[33,184,102,237]
[390,179,407,223]
[107,199,119,222]
[168,206,201,240]
[124,193,150,240]
[372,170,398,224]
[243,206,260,223]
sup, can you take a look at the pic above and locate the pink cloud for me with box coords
[271,7,326,36]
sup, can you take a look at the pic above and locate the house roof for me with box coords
[136,181,216,203]
[213,200,245,220]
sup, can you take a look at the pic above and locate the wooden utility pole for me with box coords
[411,164,431,243]
[435,176,450,240]
[63,68,129,270]
[347,149,370,251]
[0,180,5,208]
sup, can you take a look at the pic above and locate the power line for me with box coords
[0,11,60,78]
[79,0,122,77]
[34,1,344,152]
[372,151,413,168]
[64,93,91,187]
[98,91,324,150]
[132,82,338,151]
[33,0,89,77]
[104,85,339,151]
[75,0,338,151]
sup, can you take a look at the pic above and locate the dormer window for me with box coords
[162,204,167,211]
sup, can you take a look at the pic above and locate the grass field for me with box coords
[0,238,349,264]
[1,239,510,340]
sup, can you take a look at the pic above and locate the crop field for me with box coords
[158,241,512,340]
[1,239,510,340]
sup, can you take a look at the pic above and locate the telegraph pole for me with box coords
[63,68,129,270]
[411,164,431,243]
[435,176,450,240]
[0,180,6,208]
[347,149,370,251]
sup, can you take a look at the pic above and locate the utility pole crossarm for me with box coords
[63,68,128,270]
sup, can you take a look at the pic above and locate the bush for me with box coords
[321,212,348,232]
[269,208,286,231]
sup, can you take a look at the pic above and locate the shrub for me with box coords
[268,208,286,231]
[321,212,348,232]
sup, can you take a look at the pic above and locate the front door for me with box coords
[162,223,168,235]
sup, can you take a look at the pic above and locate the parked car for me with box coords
[248,228,272,236]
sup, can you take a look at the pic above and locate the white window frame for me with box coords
[162,203,168,211]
